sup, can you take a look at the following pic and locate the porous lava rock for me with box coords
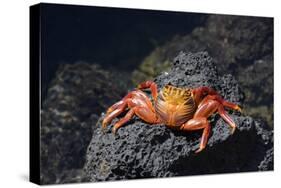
[40,63,129,184]
[84,52,273,181]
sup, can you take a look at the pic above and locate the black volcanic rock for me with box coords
[40,63,130,184]
[84,52,273,181]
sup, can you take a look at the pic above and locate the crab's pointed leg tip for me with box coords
[236,106,242,113]
[102,121,107,130]
[195,148,203,154]
[112,128,117,135]
[231,127,236,135]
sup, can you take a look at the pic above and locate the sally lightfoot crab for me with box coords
[102,81,241,153]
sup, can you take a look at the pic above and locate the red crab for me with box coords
[102,81,241,153]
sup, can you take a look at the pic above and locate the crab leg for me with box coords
[193,87,241,111]
[137,81,158,102]
[181,99,219,153]
[199,95,238,133]
[102,94,132,129]
[180,118,211,153]
[106,100,125,114]
[181,97,237,153]
[103,88,161,133]
[133,106,160,124]
[112,104,161,133]
[217,106,236,134]
[102,102,127,129]
[105,93,132,114]
[112,108,135,134]
[222,101,242,112]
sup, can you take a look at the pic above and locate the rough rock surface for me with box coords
[40,63,129,184]
[84,52,273,181]
[132,15,273,127]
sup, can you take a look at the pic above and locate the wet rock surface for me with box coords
[40,63,129,184]
[84,52,273,181]
[132,15,273,127]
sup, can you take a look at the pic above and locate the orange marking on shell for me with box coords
[162,85,192,105]
[155,85,196,126]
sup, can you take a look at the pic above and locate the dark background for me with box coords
[41,3,207,97]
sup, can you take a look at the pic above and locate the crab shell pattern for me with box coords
[102,81,241,153]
